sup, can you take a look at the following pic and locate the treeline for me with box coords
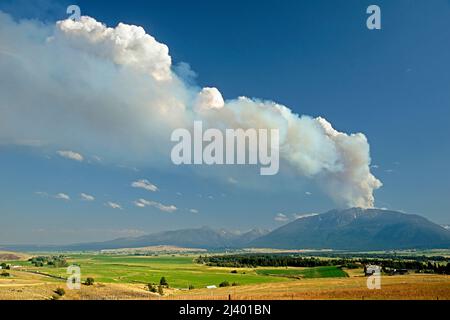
[303,252,450,263]
[196,255,356,268]
[196,254,450,275]
[29,255,69,268]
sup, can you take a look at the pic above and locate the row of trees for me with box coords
[29,255,69,268]
[0,263,10,270]
[196,254,450,274]
[196,255,357,268]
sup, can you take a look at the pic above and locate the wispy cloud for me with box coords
[54,193,70,201]
[293,213,318,220]
[106,201,122,210]
[189,209,199,214]
[134,199,150,208]
[228,177,238,185]
[57,150,84,162]
[134,198,177,213]
[305,191,312,196]
[35,191,49,197]
[131,179,159,192]
[80,193,95,201]
[274,213,289,222]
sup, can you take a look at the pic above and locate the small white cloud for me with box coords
[55,193,70,201]
[80,193,95,201]
[134,201,146,208]
[176,192,182,196]
[274,213,289,222]
[134,198,177,213]
[189,209,199,214]
[305,191,312,196]
[208,195,214,200]
[134,199,151,208]
[157,204,177,213]
[106,201,122,210]
[35,191,49,197]
[57,150,84,162]
[371,164,379,169]
[131,179,159,192]
[228,177,238,184]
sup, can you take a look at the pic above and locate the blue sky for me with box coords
[0,0,449,244]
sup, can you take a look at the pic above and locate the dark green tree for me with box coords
[159,276,168,287]
[84,277,95,286]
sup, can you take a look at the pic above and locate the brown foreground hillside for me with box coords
[1,269,449,300]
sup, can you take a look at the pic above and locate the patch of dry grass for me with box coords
[170,273,450,300]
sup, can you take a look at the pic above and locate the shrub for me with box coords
[230,270,238,274]
[1,271,10,277]
[84,277,95,286]
[147,284,157,293]
[158,285,164,295]
[231,282,239,286]
[188,284,195,290]
[54,288,65,296]
[219,281,230,287]
[159,276,168,287]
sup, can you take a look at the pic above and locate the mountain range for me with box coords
[2,208,449,252]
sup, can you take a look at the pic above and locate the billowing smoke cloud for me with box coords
[0,12,382,208]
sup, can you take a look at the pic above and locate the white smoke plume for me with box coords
[0,13,382,208]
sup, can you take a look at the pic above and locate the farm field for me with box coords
[1,253,449,300]
[3,254,294,289]
[256,266,348,279]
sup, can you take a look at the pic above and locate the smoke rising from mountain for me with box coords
[0,13,382,207]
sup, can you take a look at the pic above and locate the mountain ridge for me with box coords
[1,208,449,252]
[250,208,450,250]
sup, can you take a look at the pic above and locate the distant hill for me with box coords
[0,227,270,252]
[85,226,269,250]
[0,250,30,261]
[250,208,450,251]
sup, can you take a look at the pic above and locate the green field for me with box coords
[8,254,349,289]
[256,266,348,279]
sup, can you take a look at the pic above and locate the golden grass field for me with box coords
[1,266,449,300]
